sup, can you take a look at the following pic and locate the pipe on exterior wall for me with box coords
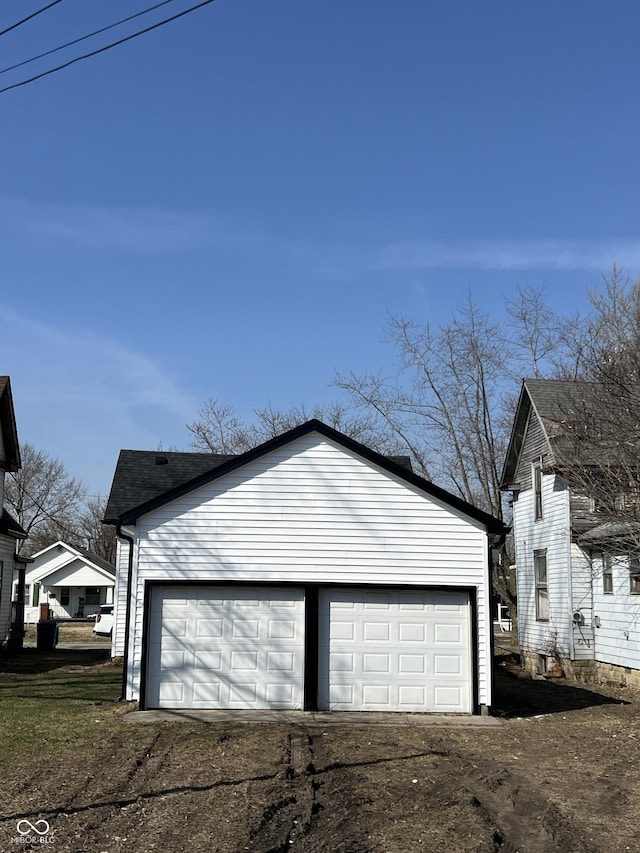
[116,524,135,703]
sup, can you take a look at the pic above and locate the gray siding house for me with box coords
[501,378,640,684]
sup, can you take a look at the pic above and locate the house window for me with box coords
[60,588,70,606]
[13,583,30,602]
[630,557,640,595]
[534,550,549,620]
[533,463,543,520]
[602,554,613,594]
[85,587,101,606]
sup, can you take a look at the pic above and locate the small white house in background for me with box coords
[501,378,640,686]
[14,541,115,623]
[104,419,505,715]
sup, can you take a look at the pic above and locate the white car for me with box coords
[93,604,114,636]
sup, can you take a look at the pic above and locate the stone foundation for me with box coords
[521,649,640,688]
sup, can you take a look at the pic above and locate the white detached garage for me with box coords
[104,420,504,715]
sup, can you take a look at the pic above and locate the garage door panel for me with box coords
[399,654,425,673]
[269,619,296,639]
[435,623,462,643]
[319,588,471,713]
[399,623,425,642]
[146,586,304,710]
[195,618,223,638]
[399,685,425,706]
[232,618,260,638]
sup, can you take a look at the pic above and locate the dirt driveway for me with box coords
[1,652,640,852]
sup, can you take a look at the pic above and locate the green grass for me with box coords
[0,649,129,773]
[24,622,110,644]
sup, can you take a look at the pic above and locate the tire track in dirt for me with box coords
[247,731,330,853]
[465,766,602,853]
[246,729,376,853]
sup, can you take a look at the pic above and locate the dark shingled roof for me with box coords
[104,420,504,534]
[524,378,606,433]
[78,548,116,574]
[104,450,235,524]
[0,508,26,539]
[501,378,608,488]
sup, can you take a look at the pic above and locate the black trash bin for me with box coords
[37,619,59,651]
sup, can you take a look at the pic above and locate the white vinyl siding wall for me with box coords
[112,531,134,659]
[593,553,640,669]
[514,472,572,659]
[570,544,595,661]
[122,434,492,706]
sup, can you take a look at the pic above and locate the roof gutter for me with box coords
[116,523,135,703]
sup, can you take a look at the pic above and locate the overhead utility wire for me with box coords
[0,0,64,38]
[0,0,217,95]
[0,0,178,76]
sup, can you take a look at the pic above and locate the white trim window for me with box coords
[602,553,613,594]
[13,582,30,602]
[533,463,543,521]
[534,550,549,621]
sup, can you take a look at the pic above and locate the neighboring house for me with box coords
[104,419,504,714]
[0,377,29,651]
[14,541,115,623]
[501,378,640,685]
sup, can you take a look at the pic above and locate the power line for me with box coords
[0,0,178,76]
[0,0,64,38]
[0,0,218,95]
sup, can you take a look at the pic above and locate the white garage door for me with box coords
[146,586,305,710]
[318,588,472,713]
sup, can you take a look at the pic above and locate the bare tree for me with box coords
[336,296,518,518]
[187,399,400,456]
[76,495,117,564]
[335,289,589,618]
[5,443,85,555]
[504,285,590,381]
[548,272,640,552]
[187,286,599,619]
[186,399,255,454]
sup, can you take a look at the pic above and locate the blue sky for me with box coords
[1,0,639,497]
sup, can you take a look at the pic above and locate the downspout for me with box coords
[117,523,135,703]
[565,482,575,662]
[488,529,507,714]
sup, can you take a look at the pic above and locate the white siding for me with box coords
[570,544,595,661]
[112,533,132,658]
[593,553,640,669]
[122,434,492,706]
[514,472,573,660]
[30,545,80,578]
[42,562,112,588]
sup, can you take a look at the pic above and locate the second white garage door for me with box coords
[318,588,472,713]
[146,586,305,710]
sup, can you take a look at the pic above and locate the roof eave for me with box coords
[113,419,506,535]
[499,381,530,490]
[0,377,21,472]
